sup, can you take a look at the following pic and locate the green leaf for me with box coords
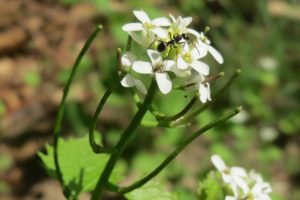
[38,135,125,194]
[125,180,177,200]
[197,171,225,200]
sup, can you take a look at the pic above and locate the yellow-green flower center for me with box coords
[143,22,154,30]
[183,52,192,63]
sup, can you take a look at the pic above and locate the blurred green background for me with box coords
[0,0,299,199]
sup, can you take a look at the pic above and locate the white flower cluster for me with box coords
[120,10,223,103]
[211,155,272,200]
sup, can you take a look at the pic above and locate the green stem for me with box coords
[126,36,132,51]
[91,79,157,200]
[158,96,198,122]
[119,106,242,194]
[89,89,113,153]
[53,25,102,197]
[172,69,241,127]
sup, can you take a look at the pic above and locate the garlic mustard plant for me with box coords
[45,10,246,200]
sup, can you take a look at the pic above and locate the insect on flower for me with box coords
[156,32,190,52]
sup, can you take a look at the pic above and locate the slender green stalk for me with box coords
[119,106,242,194]
[53,25,102,197]
[137,72,226,125]
[126,36,132,51]
[158,96,198,121]
[91,79,157,200]
[172,69,241,127]
[89,89,113,153]
[89,47,123,153]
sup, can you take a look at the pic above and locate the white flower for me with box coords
[120,52,147,94]
[123,10,170,39]
[176,44,210,75]
[243,170,272,200]
[132,50,175,94]
[169,14,193,35]
[211,155,249,196]
[211,155,273,200]
[191,75,212,103]
[189,30,224,64]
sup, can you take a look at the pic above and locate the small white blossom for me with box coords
[188,30,224,64]
[211,155,249,196]
[194,75,212,103]
[211,155,273,200]
[169,14,192,35]
[244,170,272,200]
[123,10,170,46]
[132,50,175,94]
[120,52,147,94]
[176,44,209,75]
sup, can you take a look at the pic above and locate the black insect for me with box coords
[157,33,189,52]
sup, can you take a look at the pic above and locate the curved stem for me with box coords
[158,95,198,121]
[172,69,241,127]
[53,25,102,197]
[91,79,157,200]
[89,89,113,153]
[119,106,242,194]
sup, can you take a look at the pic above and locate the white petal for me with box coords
[169,14,176,22]
[132,61,153,74]
[205,83,211,101]
[121,52,136,68]
[122,23,144,32]
[193,40,208,57]
[128,32,152,48]
[155,72,172,94]
[177,56,189,70]
[207,45,223,64]
[232,176,249,194]
[187,28,200,38]
[191,45,206,60]
[151,27,168,39]
[147,50,162,67]
[199,83,210,103]
[263,183,272,193]
[211,155,227,172]
[230,167,247,177]
[162,60,176,71]
[152,17,171,26]
[222,173,233,184]
[191,60,209,75]
[121,74,135,87]
[258,194,272,200]
[225,196,237,200]
[133,10,151,23]
[182,16,192,27]
[134,79,147,95]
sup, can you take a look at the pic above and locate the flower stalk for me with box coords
[118,106,242,194]
[53,25,103,197]
[91,78,158,200]
[89,88,113,153]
